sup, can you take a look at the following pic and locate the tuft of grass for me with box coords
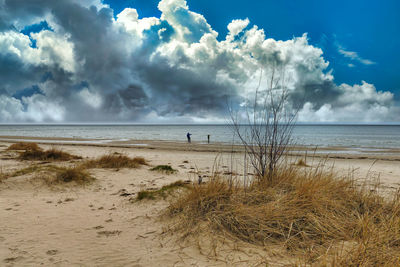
[19,147,81,161]
[150,165,177,174]
[82,154,147,169]
[137,190,156,200]
[137,180,188,200]
[295,158,309,167]
[168,163,400,265]
[10,165,41,177]
[7,142,40,151]
[54,166,94,184]
[0,164,93,186]
[0,170,6,182]
[0,165,63,182]
[132,156,147,165]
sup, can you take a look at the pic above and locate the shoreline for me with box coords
[1,135,400,161]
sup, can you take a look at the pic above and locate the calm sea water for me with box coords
[0,124,399,149]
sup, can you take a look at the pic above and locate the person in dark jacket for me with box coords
[186,132,192,143]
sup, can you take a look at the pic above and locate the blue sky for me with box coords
[105,0,400,98]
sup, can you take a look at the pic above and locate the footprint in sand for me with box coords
[3,256,23,263]
[46,250,58,256]
[111,189,133,197]
[97,230,122,237]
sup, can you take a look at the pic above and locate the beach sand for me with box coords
[0,139,399,266]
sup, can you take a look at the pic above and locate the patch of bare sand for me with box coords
[0,143,270,266]
[0,141,399,266]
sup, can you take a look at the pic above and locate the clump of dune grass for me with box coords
[7,142,40,151]
[131,156,147,165]
[54,166,94,184]
[8,165,41,177]
[295,158,309,167]
[7,142,81,162]
[168,163,400,265]
[1,164,94,186]
[150,165,177,174]
[0,169,6,182]
[36,166,94,185]
[82,154,147,169]
[0,165,64,182]
[137,180,188,200]
[19,147,81,161]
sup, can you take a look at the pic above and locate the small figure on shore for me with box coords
[186,132,192,143]
[207,134,210,144]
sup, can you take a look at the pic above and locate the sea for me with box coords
[0,124,400,151]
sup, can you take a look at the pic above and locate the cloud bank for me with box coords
[0,0,398,123]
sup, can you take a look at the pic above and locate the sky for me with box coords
[0,0,399,123]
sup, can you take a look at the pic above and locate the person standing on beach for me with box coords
[207,134,210,144]
[187,132,192,143]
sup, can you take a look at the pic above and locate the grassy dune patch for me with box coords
[82,154,147,169]
[1,164,94,185]
[6,142,81,161]
[137,180,188,200]
[19,147,81,161]
[295,158,309,167]
[0,165,61,181]
[169,164,400,265]
[7,142,40,151]
[54,166,94,184]
[150,165,177,174]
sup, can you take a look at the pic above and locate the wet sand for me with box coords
[1,135,400,160]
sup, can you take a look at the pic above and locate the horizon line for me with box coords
[1,122,400,126]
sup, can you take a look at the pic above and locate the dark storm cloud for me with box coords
[290,80,341,110]
[0,53,45,94]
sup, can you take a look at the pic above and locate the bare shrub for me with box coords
[230,66,297,184]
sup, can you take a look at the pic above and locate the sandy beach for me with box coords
[0,138,399,266]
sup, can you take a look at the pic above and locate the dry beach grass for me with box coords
[81,153,147,169]
[168,162,400,265]
[7,142,41,151]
